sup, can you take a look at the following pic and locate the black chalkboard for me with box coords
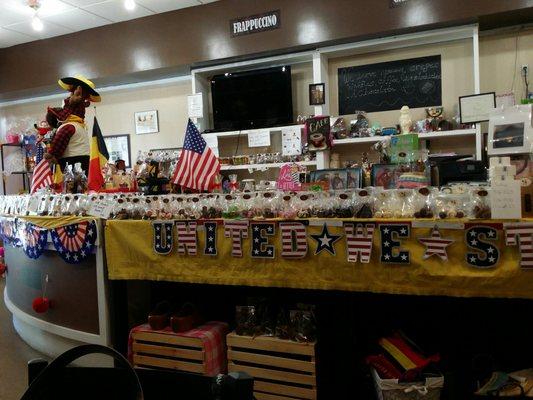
[338,55,442,114]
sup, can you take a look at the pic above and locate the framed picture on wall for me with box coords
[309,83,325,105]
[459,92,496,124]
[134,110,159,134]
[104,134,131,167]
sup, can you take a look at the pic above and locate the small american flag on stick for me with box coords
[172,119,220,191]
[31,144,53,194]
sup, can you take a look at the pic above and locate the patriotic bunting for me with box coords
[0,218,17,245]
[311,223,341,256]
[344,223,375,263]
[224,220,249,257]
[204,222,218,256]
[279,221,308,259]
[380,224,410,264]
[176,221,198,256]
[20,222,48,259]
[152,221,174,255]
[50,220,97,264]
[465,226,499,268]
[251,222,276,258]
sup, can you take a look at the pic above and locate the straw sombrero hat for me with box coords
[58,74,101,102]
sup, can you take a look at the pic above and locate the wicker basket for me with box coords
[371,368,443,400]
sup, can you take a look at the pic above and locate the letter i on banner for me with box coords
[224,220,249,257]
[152,221,174,255]
[465,225,500,268]
[204,221,218,256]
[251,222,275,258]
[504,223,533,269]
[344,223,375,263]
[175,221,197,256]
[379,223,410,264]
[280,221,308,259]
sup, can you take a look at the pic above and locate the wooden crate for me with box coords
[131,331,207,375]
[227,332,317,400]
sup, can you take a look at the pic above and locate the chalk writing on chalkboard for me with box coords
[338,55,442,114]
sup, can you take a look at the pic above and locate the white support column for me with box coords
[191,71,210,132]
[313,51,330,169]
[473,25,483,160]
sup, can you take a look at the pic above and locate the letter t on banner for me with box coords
[224,220,249,257]
[505,223,533,269]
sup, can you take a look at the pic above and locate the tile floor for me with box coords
[0,279,43,400]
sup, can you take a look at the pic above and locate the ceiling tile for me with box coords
[43,8,111,30]
[4,19,74,39]
[136,0,201,13]
[61,0,110,6]
[198,0,218,3]
[36,0,76,17]
[0,27,34,47]
[82,0,154,23]
[0,0,34,26]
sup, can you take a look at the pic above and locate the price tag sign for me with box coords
[88,198,114,219]
[490,178,522,219]
[281,127,302,156]
[27,196,40,215]
[187,93,204,119]
[247,130,271,147]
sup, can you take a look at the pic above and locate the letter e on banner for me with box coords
[251,222,275,258]
[380,224,410,264]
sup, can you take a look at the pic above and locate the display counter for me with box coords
[2,217,110,358]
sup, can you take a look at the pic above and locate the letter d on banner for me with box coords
[280,221,308,258]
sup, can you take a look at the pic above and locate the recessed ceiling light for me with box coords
[124,0,136,11]
[32,15,43,31]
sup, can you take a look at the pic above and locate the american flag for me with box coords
[418,227,454,261]
[31,144,53,194]
[172,119,220,191]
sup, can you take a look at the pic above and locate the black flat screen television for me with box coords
[211,66,293,131]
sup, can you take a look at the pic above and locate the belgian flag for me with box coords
[87,117,109,192]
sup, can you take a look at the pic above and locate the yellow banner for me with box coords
[105,219,533,299]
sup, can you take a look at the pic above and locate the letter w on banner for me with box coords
[505,223,533,269]
[175,221,197,256]
[224,220,249,257]
[344,223,375,263]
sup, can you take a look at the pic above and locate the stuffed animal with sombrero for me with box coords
[44,74,101,174]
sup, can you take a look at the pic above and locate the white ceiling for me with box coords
[0,0,218,48]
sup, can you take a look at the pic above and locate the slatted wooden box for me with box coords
[131,330,207,375]
[227,332,317,400]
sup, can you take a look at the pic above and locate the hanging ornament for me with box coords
[50,220,97,264]
[32,274,51,314]
[311,223,341,256]
[418,226,454,261]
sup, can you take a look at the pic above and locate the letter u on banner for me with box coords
[175,221,197,256]
[280,222,307,258]
[152,221,174,255]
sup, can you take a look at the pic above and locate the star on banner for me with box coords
[418,227,454,261]
[311,223,341,256]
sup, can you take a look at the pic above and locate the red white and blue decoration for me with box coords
[280,221,308,259]
[204,221,218,256]
[0,218,17,245]
[380,223,410,264]
[224,220,249,257]
[251,222,276,258]
[418,227,454,261]
[152,221,174,255]
[176,221,198,256]
[504,222,533,269]
[311,223,341,256]
[50,220,97,264]
[465,226,499,268]
[20,222,48,259]
[344,222,375,263]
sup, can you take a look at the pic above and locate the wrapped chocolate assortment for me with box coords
[0,185,492,220]
[218,152,315,166]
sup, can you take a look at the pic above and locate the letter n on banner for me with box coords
[379,223,410,264]
[224,220,249,257]
[175,221,197,256]
[280,221,308,259]
[204,221,218,256]
[465,224,500,268]
[344,223,375,263]
[504,222,533,269]
[152,221,174,255]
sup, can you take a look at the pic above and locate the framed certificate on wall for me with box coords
[459,92,496,124]
[104,134,131,167]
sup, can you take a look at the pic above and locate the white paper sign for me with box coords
[203,134,219,157]
[247,130,271,147]
[281,127,302,156]
[88,199,114,219]
[490,179,522,219]
[187,93,204,119]
[27,196,40,215]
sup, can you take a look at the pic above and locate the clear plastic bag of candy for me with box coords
[434,192,468,219]
[110,198,130,219]
[408,187,435,218]
[353,189,375,218]
[280,193,298,219]
[333,191,355,218]
[470,188,491,219]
